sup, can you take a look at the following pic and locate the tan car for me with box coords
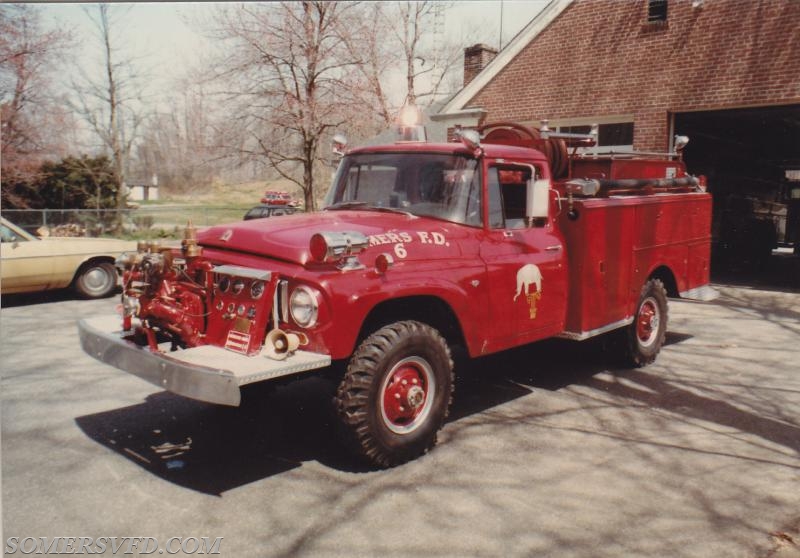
[0,217,137,299]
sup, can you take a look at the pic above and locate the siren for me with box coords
[264,329,302,360]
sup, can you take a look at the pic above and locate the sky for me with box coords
[41,1,549,96]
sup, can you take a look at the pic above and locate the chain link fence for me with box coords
[2,206,254,237]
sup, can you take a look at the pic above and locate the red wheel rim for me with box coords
[380,357,436,435]
[636,297,660,348]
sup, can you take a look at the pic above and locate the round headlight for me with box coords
[289,286,319,328]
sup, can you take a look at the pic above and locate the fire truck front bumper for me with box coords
[78,316,332,407]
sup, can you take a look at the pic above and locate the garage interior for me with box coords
[674,104,800,283]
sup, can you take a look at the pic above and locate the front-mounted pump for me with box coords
[115,223,280,357]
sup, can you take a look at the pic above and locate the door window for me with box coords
[487,165,536,229]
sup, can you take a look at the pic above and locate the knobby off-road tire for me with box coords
[623,278,668,367]
[73,261,117,299]
[335,321,454,468]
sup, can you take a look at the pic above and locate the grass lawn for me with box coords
[127,179,305,237]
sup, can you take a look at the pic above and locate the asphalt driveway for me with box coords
[1,284,798,557]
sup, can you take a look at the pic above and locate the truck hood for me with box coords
[197,210,473,266]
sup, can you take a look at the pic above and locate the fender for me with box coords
[320,266,488,360]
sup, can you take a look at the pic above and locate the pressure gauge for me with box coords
[218,276,230,293]
[232,279,245,295]
[250,280,265,299]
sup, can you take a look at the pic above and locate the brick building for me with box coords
[434,0,800,257]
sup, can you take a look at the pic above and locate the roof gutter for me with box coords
[429,108,488,129]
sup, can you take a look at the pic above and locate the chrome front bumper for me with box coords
[78,316,332,406]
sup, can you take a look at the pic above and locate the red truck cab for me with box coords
[79,122,714,467]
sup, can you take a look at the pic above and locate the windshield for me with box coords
[326,152,482,226]
[0,219,35,242]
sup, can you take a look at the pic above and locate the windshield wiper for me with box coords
[368,206,415,217]
[326,201,415,217]
[326,201,369,210]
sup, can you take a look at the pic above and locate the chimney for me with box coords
[463,44,498,87]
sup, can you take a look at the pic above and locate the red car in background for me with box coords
[260,191,298,207]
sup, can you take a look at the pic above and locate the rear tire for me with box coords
[623,278,668,367]
[334,321,454,467]
[74,261,117,299]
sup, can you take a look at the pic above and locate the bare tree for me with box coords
[193,1,467,209]
[395,2,462,108]
[200,2,368,211]
[135,78,219,195]
[339,2,462,122]
[0,5,74,183]
[336,3,396,129]
[70,4,147,217]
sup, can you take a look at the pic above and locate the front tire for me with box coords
[335,321,454,467]
[623,278,668,367]
[73,261,117,299]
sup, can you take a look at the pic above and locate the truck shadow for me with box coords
[451,330,691,418]
[75,379,337,496]
[75,331,696,496]
[1,288,120,307]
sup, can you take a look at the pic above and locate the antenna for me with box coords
[431,2,445,93]
[500,0,504,50]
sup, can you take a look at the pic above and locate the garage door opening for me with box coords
[675,105,800,279]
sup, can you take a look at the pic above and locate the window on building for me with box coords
[599,122,634,146]
[647,0,668,23]
[555,122,634,152]
[559,125,591,135]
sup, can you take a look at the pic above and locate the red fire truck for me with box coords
[79,121,716,467]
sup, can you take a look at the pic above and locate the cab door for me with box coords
[478,164,567,354]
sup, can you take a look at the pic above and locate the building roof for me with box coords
[437,0,573,116]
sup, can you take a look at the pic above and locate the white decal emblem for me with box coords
[513,263,543,319]
[220,229,233,242]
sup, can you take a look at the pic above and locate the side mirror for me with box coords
[526,179,551,222]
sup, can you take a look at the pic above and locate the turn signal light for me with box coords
[309,234,329,262]
[374,253,394,274]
